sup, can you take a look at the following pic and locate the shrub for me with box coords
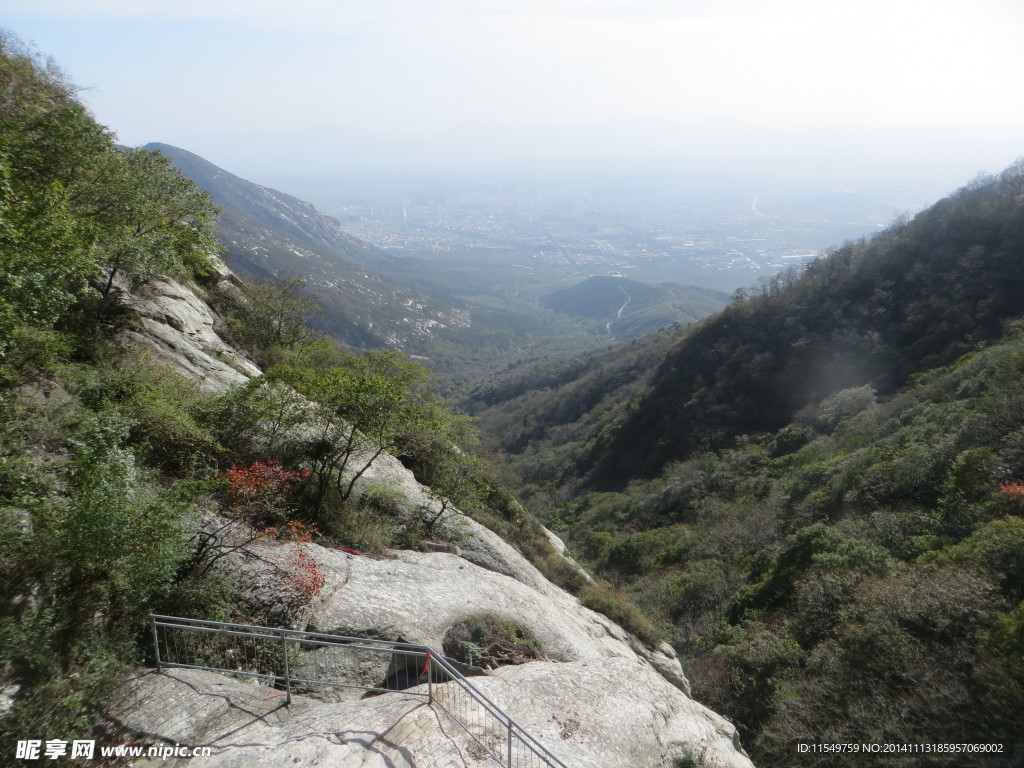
[923,516,1024,601]
[579,583,663,648]
[316,488,396,554]
[538,553,591,595]
[58,413,196,608]
[0,411,200,754]
[223,279,321,368]
[674,746,709,768]
[813,385,877,432]
[221,458,309,525]
[442,614,541,669]
[1000,481,1024,504]
[89,356,223,475]
[285,549,325,600]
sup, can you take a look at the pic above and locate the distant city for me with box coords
[290,172,927,292]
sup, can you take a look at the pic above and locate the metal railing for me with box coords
[149,615,569,768]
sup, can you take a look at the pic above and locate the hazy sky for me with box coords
[4,0,1023,186]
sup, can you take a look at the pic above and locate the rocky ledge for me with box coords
[113,265,260,391]
[102,273,754,767]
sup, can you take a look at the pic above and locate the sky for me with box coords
[4,0,1023,190]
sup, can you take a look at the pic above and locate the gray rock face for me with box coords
[351,449,556,593]
[107,668,455,768]
[481,659,749,767]
[113,272,261,392]
[128,533,752,767]
[109,658,752,768]
[338,452,686,694]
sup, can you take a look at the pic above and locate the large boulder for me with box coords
[107,660,753,768]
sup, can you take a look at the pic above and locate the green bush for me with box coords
[442,614,541,668]
[80,355,222,475]
[223,279,322,369]
[316,489,395,554]
[923,516,1024,600]
[579,583,663,648]
[0,616,125,751]
[0,409,200,754]
[674,746,709,768]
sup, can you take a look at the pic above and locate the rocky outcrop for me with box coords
[104,274,754,767]
[214,535,688,690]
[350,448,556,594]
[309,448,689,693]
[109,659,750,768]
[112,265,261,392]
[108,528,753,766]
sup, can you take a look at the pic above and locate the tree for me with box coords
[0,32,111,194]
[0,33,220,354]
[418,449,488,538]
[226,278,321,367]
[87,147,219,296]
[0,34,106,355]
[0,156,93,356]
[270,353,430,510]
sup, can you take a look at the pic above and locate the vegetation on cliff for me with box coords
[0,35,567,755]
[0,31,223,747]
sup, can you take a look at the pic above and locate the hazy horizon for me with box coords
[5,1,1022,199]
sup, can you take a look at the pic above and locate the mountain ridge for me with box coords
[147,142,473,351]
[589,162,1024,486]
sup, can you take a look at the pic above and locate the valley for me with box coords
[182,161,931,399]
[4,16,1023,768]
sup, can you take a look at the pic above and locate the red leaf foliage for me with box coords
[221,460,310,507]
[1000,482,1024,501]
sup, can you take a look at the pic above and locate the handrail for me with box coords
[149,614,569,768]
[428,651,569,767]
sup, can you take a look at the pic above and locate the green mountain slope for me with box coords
[592,165,1024,486]
[539,275,729,340]
[470,160,1024,766]
[464,327,682,500]
[148,142,473,350]
[548,321,1024,766]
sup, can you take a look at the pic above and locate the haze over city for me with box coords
[4,0,1022,191]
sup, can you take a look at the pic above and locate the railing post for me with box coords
[280,632,292,706]
[507,718,513,768]
[151,615,162,671]
[427,652,433,705]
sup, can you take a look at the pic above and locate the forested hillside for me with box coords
[463,326,682,504]
[476,163,1024,765]
[0,32,230,748]
[0,35,569,756]
[594,167,1024,485]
